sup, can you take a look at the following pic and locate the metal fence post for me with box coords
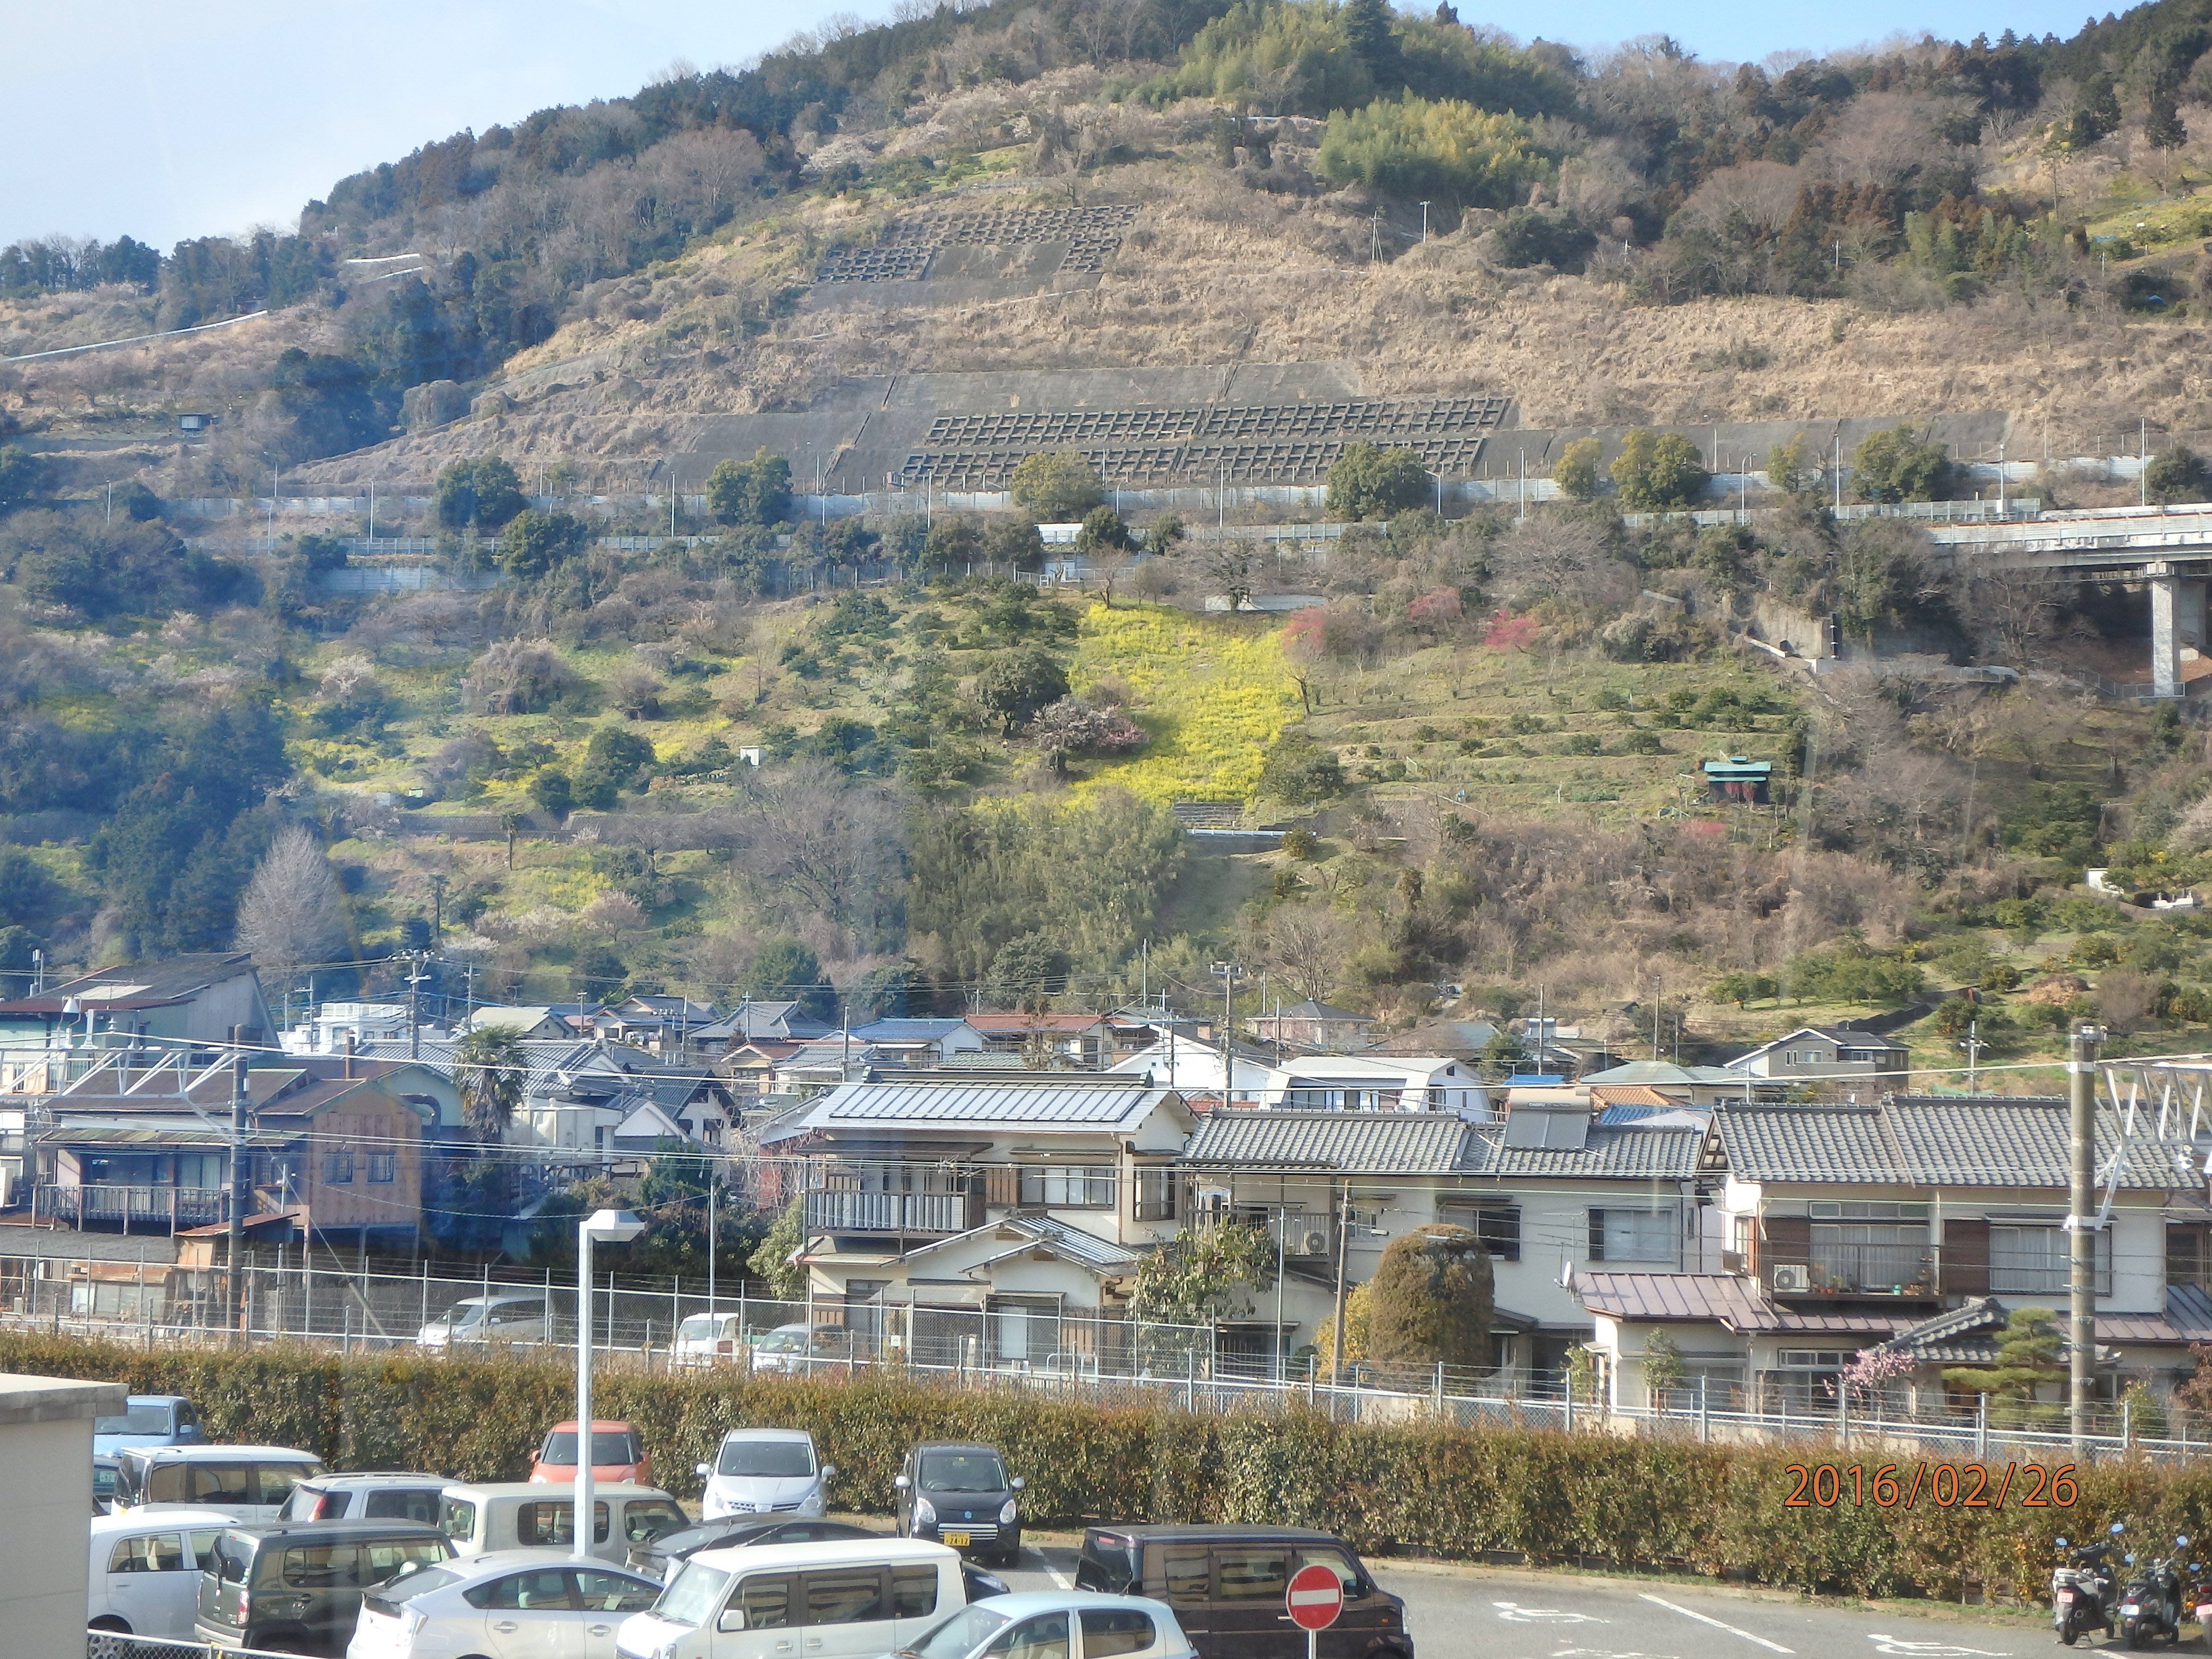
[1976,1392,1988,1461]
[1700,1374,1709,1443]
[1838,1383,1848,1447]
[2124,1399,2133,1449]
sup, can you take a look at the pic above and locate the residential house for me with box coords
[760,1076,1195,1368]
[848,1019,986,1067]
[969,1013,1118,1068]
[0,954,276,1075]
[1721,1027,1912,1089]
[1178,1100,1707,1380]
[1577,1059,1750,1106]
[1249,1001,1378,1050]
[688,1001,834,1052]
[30,1053,454,1249]
[459,1006,571,1041]
[1106,1033,1277,1105]
[1572,1094,2212,1410]
[721,1040,802,1098]
[772,1039,879,1097]
[1255,1055,1486,1113]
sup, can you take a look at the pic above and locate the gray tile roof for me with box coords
[1181,1111,1470,1173]
[811,1079,1168,1127]
[1716,1097,2202,1188]
[1463,1123,1704,1179]
[1572,1271,1906,1334]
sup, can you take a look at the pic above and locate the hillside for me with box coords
[6,0,2212,1085]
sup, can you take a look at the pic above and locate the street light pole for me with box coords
[2068,1025,2103,1453]
[576,1209,645,1559]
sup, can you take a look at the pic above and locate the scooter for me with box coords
[2185,1565,2212,1647]
[2119,1533,2191,1647]
[2055,1524,2127,1647]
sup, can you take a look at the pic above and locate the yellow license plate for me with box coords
[943,1530,971,1547]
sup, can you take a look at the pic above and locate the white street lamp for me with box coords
[575,1208,645,1559]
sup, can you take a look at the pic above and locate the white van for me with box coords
[439,1480,689,1565]
[615,1536,962,1659]
[87,1507,234,1637]
[281,1471,448,1524]
[416,1291,552,1349]
[112,1444,328,1520]
[698,1428,833,1522]
[674,1311,748,1367]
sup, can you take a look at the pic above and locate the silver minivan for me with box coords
[698,1428,834,1522]
[614,1536,961,1659]
[112,1444,328,1521]
[416,1292,551,1349]
[439,1480,689,1565]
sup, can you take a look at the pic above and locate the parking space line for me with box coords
[1638,1595,1794,1654]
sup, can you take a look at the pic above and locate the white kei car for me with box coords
[347,1550,662,1659]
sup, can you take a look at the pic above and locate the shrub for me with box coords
[1851,427,1955,504]
[2146,445,2209,505]
[1611,429,1710,510]
[1318,94,1548,211]
[1074,507,1135,553]
[495,509,592,577]
[1365,1224,1493,1372]
[461,638,582,715]
[1765,432,1824,498]
[0,445,44,516]
[974,647,1071,733]
[1490,207,1596,272]
[1009,451,1105,520]
[1553,438,1603,502]
[433,455,526,529]
[1257,738,1346,807]
[1325,442,1430,520]
[706,449,793,526]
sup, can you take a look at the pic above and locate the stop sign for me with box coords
[1286,1563,1345,1632]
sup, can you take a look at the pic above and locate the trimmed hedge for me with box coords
[18,1333,2212,1602]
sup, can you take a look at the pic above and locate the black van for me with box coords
[1074,1526,1412,1659]
[196,1518,454,1655]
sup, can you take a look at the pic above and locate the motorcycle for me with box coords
[2118,1533,2191,1648]
[2187,1566,2212,1648]
[2055,1524,2127,1647]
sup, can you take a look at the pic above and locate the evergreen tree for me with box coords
[748,1196,809,1300]
[1365,1223,1495,1374]
[1942,1305,2066,1425]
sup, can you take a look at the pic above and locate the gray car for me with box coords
[196,1519,453,1656]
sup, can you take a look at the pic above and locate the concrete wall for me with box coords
[0,1372,126,1658]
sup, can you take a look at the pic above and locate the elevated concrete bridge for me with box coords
[1928,504,2212,698]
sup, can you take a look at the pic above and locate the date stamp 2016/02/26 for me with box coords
[1784,1463,2079,1508]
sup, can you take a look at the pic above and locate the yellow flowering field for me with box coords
[1068,603,1298,803]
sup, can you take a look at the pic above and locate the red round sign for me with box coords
[1286,1563,1345,1632]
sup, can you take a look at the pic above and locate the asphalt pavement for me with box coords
[999,1543,2102,1659]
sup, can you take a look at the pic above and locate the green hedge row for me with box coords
[17,1333,2211,1602]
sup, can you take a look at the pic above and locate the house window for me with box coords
[1020,1167,1117,1208]
[323,1149,354,1185]
[1588,1208,1676,1264]
[367,1153,396,1183]
[1991,1224,2111,1295]
[1441,1202,1521,1261]
[1771,1347,1849,1410]
[1134,1166,1177,1221]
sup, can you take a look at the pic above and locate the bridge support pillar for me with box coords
[2150,568,2207,698]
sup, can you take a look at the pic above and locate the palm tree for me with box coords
[455,1026,527,1146]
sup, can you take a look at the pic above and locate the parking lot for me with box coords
[999,1541,2056,1659]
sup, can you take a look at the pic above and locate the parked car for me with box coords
[93,1454,120,1515]
[746,1322,854,1374]
[532,1419,653,1486]
[113,1444,329,1520]
[196,1518,454,1656]
[1071,1527,1411,1659]
[612,1535,962,1659]
[697,1427,834,1522]
[895,1443,1024,1565]
[673,1310,748,1367]
[415,1291,551,1349]
[87,1507,234,1637]
[630,1517,881,1579]
[282,1474,450,1525]
[93,1394,207,1455]
[438,1480,689,1565]
[346,1550,662,1659]
[889,1593,1198,1659]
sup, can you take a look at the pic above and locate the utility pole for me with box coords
[1329,1180,1351,1386]
[406,951,432,1061]
[1419,201,1431,241]
[1958,1020,1986,1092]
[228,1025,251,1340]
[2068,1022,2105,1453]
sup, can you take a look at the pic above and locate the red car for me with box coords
[529,1419,652,1485]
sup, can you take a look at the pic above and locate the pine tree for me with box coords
[1942,1305,2066,1425]
[2148,88,2188,153]
[1340,0,1399,72]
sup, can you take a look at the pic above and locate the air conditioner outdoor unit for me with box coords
[1299,1230,1331,1256]
[1771,1263,1811,1292]
[1719,1250,1745,1274]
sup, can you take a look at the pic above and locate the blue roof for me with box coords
[852,1019,970,1039]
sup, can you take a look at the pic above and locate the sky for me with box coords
[12,0,2112,252]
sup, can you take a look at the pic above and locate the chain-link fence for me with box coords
[89,1634,295,1659]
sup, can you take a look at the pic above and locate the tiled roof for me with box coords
[1573,1271,1906,1334]
[904,1211,1140,1274]
[851,1019,971,1040]
[812,1079,1167,1127]
[1463,1123,1703,1178]
[1716,1098,2201,1188]
[0,952,259,1015]
[1181,1111,1470,1173]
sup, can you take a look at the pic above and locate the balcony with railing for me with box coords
[805,1189,968,1235]
[1802,1241,1937,1297]
[37,1183,234,1229]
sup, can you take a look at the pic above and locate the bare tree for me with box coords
[1252,902,1359,1003]
[235,824,348,977]
[726,760,907,942]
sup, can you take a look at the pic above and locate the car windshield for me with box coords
[94,1405,172,1435]
[919,1453,1007,1493]
[542,1431,639,1466]
[447,1303,490,1326]
[382,1565,466,1603]
[655,1563,732,1627]
[904,1605,1012,1659]
[717,1440,814,1477]
[679,1315,732,1340]
[754,1330,805,1352]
